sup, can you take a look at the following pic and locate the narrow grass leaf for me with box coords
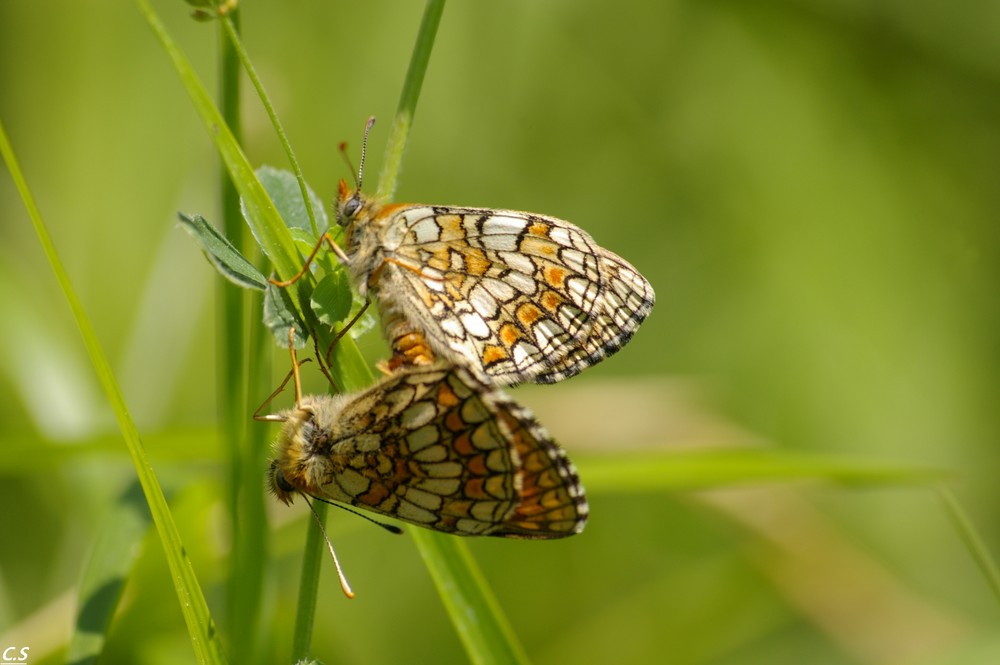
[1,118,227,664]
[937,488,1000,608]
[411,530,531,665]
[577,449,952,493]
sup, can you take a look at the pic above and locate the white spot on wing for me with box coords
[483,278,515,302]
[497,251,534,275]
[409,217,441,243]
[469,284,499,318]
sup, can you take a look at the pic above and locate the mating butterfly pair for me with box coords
[266,119,654,543]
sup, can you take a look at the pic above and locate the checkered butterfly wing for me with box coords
[370,205,655,385]
[269,362,588,538]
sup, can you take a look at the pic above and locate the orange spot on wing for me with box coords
[544,265,566,288]
[540,289,564,312]
[466,454,488,476]
[453,432,475,456]
[519,236,556,257]
[428,247,450,271]
[482,345,508,366]
[436,215,464,241]
[436,382,459,408]
[444,410,466,433]
[528,222,550,237]
[499,323,521,346]
[464,477,488,499]
[464,248,490,276]
[516,303,543,328]
[359,483,390,507]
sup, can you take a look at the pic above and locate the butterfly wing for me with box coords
[270,363,587,538]
[376,206,654,385]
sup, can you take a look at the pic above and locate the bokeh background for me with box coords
[2,1,1000,663]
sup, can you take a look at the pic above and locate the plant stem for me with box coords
[376,0,446,200]
[221,15,322,238]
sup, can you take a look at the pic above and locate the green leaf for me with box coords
[67,480,152,665]
[311,272,352,328]
[264,284,308,348]
[255,165,328,235]
[178,212,267,290]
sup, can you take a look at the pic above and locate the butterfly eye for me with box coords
[341,196,361,222]
[273,467,295,494]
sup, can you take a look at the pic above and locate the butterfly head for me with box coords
[335,116,376,228]
[335,179,364,228]
[267,459,297,505]
[266,399,323,505]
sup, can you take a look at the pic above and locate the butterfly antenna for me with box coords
[313,495,404,535]
[303,496,355,599]
[337,116,376,192]
[356,116,376,192]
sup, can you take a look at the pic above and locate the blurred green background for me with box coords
[3,0,1000,663]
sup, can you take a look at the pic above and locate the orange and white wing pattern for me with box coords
[339,182,655,386]
[269,362,588,539]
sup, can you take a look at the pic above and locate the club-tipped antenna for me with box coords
[303,495,355,599]
[338,116,376,192]
[312,494,404,535]
[357,116,376,191]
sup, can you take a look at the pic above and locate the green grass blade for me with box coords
[137,0,300,288]
[220,15,322,239]
[0,118,227,664]
[377,0,446,201]
[937,487,1000,608]
[291,501,329,660]
[214,11,270,665]
[411,530,531,665]
[577,449,953,492]
[370,2,533,663]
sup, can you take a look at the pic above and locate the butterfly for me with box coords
[284,118,655,386]
[267,360,588,539]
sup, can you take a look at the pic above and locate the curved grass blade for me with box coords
[0,118,227,664]
[937,488,1000,608]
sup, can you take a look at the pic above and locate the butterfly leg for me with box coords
[269,232,350,287]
